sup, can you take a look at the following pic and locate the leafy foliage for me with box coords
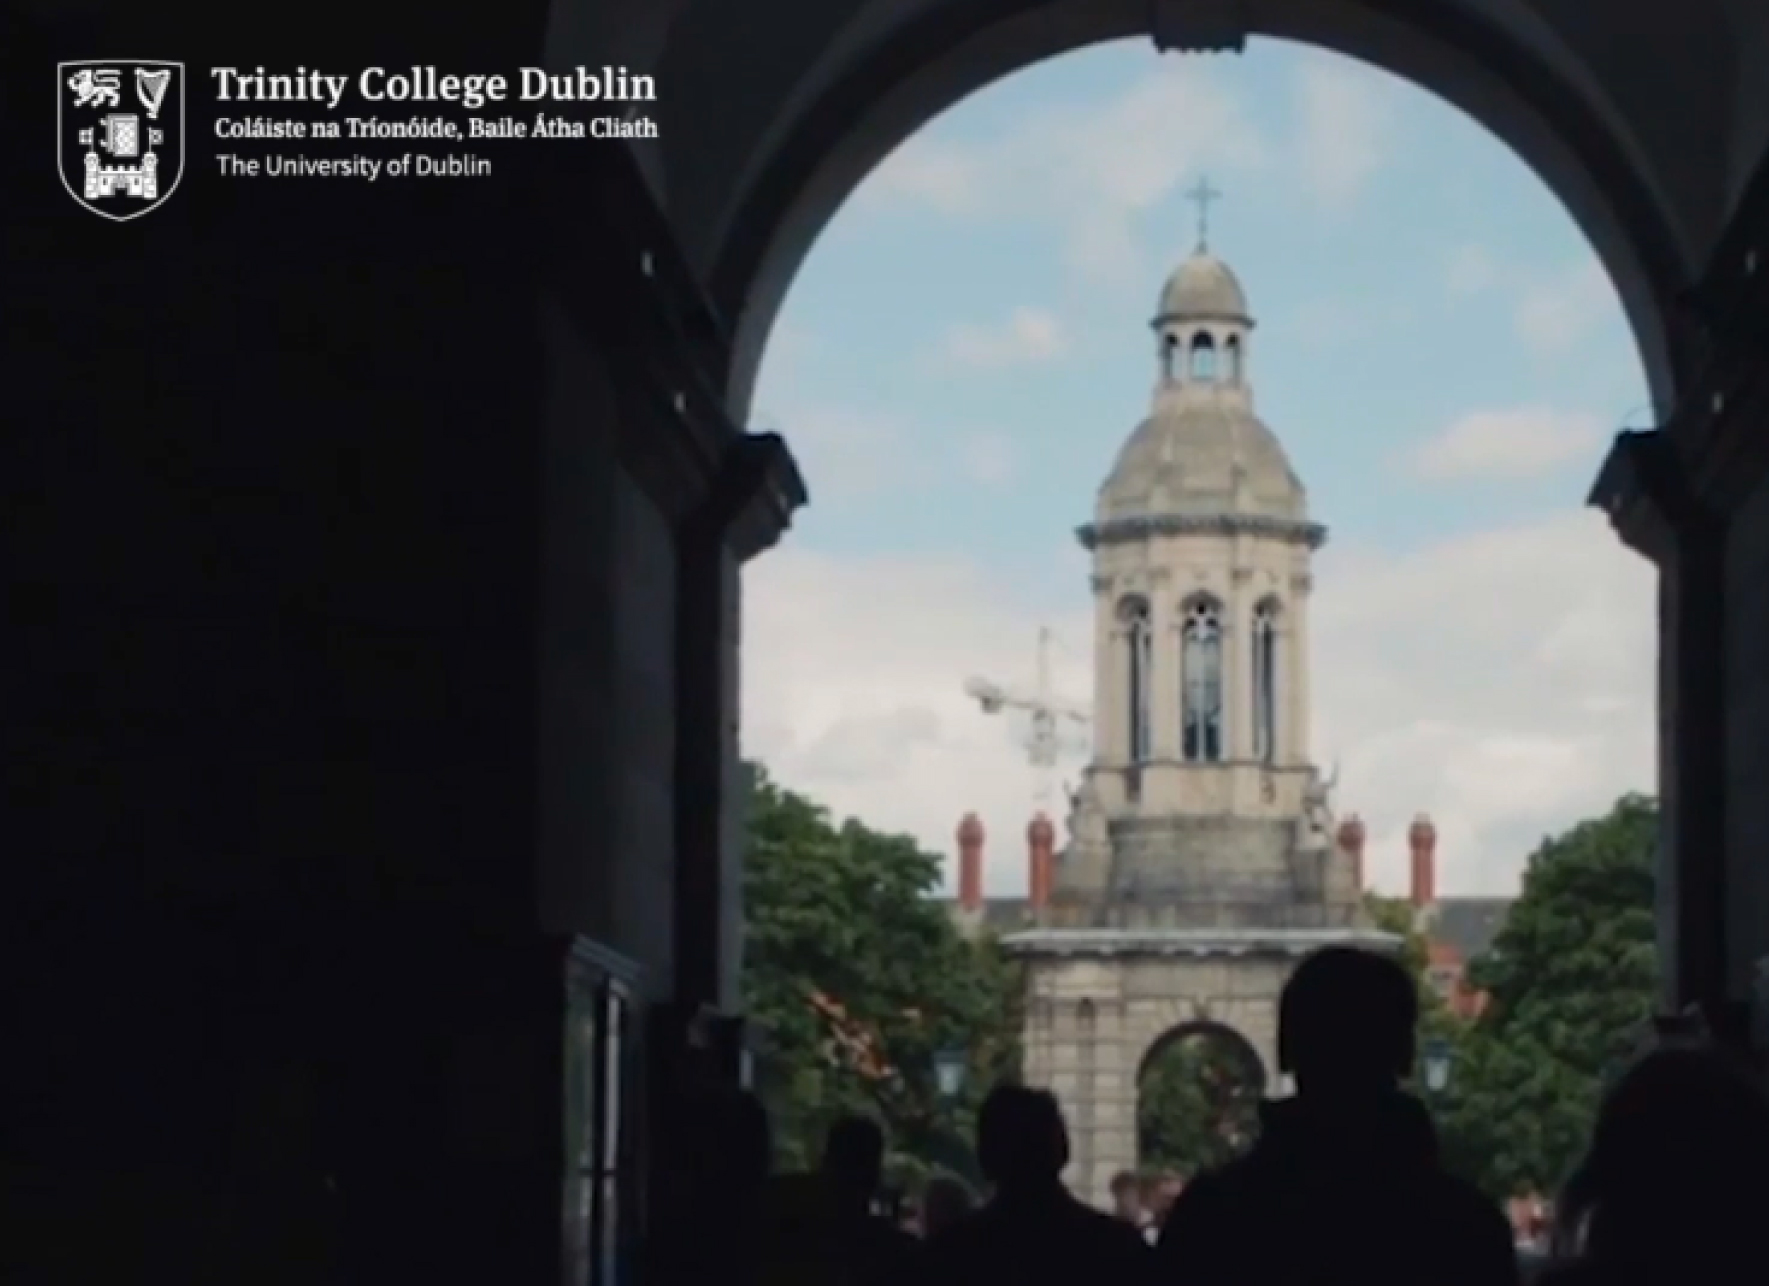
[1435,794,1659,1198]
[1137,1032,1263,1175]
[740,764,1023,1178]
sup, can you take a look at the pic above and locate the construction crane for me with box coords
[964,626,1092,807]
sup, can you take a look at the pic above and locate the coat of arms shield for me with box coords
[58,60,185,221]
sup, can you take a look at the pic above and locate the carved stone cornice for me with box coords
[1078,513,1327,551]
[1591,157,1769,553]
[687,432,807,562]
[1588,430,1705,565]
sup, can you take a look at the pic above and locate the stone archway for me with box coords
[1013,938,1354,1207]
[656,0,1768,1029]
[636,0,1769,1068]
[1136,1019,1268,1177]
[667,0,1714,425]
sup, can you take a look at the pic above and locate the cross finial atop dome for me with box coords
[1185,176,1222,251]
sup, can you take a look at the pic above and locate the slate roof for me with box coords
[1430,897,1513,963]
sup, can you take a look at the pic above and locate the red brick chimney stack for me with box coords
[957,813,984,911]
[1027,813,1056,910]
[1409,814,1438,908]
[1337,814,1367,892]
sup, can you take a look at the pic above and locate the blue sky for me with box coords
[741,39,1656,897]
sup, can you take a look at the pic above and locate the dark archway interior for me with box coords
[1137,1023,1267,1176]
[7,0,1768,1277]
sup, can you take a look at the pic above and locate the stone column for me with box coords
[1588,157,1769,1048]
[1084,999,1138,1209]
[1228,995,1281,1091]
[1151,584,1181,759]
[674,435,804,1014]
[1225,564,1252,760]
[1093,576,1125,766]
[1594,433,1731,1021]
[1024,993,1057,1087]
[1067,1000,1099,1196]
[1286,573,1313,767]
[1725,480,1769,1012]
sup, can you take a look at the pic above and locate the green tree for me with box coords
[740,764,1020,1177]
[1436,794,1659,1198]
[1363,891,1463,1057]
[1137,1033,1263,1175]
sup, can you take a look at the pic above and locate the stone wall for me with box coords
[1022,954,1287,1206]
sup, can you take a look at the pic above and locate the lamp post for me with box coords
[933,1045,968,1101]
[1421,1037,1453,1095]
[926,1045,983,1189]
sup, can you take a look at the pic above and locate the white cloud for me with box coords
[743,548,1094,895]
[743,510,1653,900]
[1292,61,1390,207]
[939,307,1068,368]
[1312,510,1654,896]
[1400,407,1605,482]
[1514,258,1617,354]
[859,63,1266,286]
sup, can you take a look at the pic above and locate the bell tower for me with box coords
[1004,190,1398,1213]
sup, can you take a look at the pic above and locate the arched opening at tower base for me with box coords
[1137,1022,1267,1177]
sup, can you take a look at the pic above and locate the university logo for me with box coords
[57,61,185,221]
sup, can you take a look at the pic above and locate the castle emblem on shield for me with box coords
[58,61,185,221]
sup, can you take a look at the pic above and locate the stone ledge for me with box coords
[1077,512,1327,551]
[1000,926,1401,957]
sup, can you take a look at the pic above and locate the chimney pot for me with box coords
[957,812,984,911]
[1336,813,1367,891]
[1408,813,1437,907]
[1028,812,1055,911]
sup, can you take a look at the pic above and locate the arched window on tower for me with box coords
[1189,333,1217,382]
[1161,332,1180,381]
[1181,596,1224,762]
[1119,596,1153,763]
[1252,598,1280,764]
[1224,335,1242,383]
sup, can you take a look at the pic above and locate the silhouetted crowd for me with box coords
[653,947,1769,1286]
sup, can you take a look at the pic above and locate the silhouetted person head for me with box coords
[1570,1046,1769,1271]
[697,1087,773,1189]
[1109,1169,1142,1219]
[976,1085,1069,1195]
[821,1114,887,1210]
[1278,946,1416,1099]
[922,1174,976,1238]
